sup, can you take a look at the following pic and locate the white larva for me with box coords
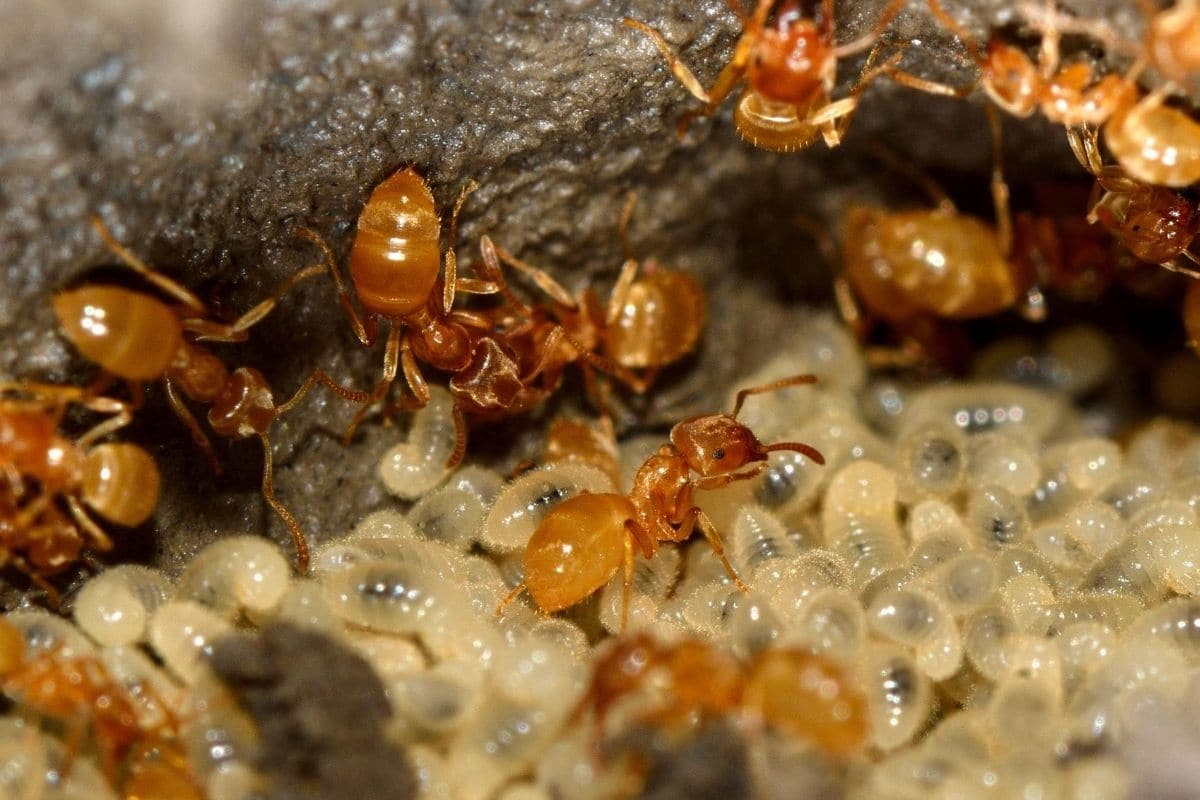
[175,535,291,617]
[859,642,934,751]
[147,600,234,684]
[378,386,457,499]
[72,565,172,647]
[598,546,681,634]
[868,586,963,680]
[4,610,95,657]
[478,463,614,553]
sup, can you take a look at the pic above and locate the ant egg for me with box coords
[408,480,490,550]
[1044,438,1123,495]
[859,642,933,751]
[867,587,962,680]
[900,382,1066,441]
[147,600,234,684]
[966,431,1041,498]
[71,565,172,647]
[4,610,95,657]
[478,463,614,552]
[964,605,1022,682]
[782,587,866,660]
[323,558,471,637]
[729,505,798,588]
[378,385,457,500]
[924,552,998,616]
[965,485,1029,549]
[896,422,966,500]
[176,535,291,616]
[598,546,680,633]
[392,667,482,738]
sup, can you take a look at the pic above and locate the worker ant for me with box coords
[0,385,158,603]
[577,633,868,758]
[624,0,907,151]
[53,218,324,571]
[498,374,824,630]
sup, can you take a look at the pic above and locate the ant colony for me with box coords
[9,1,1200,800]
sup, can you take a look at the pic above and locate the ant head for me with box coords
[670,414,768,477]
[746,7,829,106]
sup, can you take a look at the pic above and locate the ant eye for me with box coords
[713,448,726,460]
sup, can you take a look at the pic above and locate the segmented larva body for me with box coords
[175,536,291,617]
[378,386,458,500]
[479,463,614,553]
[147,601,234,684]
[868,586,963,681]
[859,642,933,751]
[349,167,442,318]
[72,565,172,647]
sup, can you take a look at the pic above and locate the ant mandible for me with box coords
[498,374,825,630]
[624,0,906,151]
[52,219,325,571]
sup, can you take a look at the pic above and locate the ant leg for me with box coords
[478,236,534,315]
[90,217,208,317]
[1067,125,1105,175]
[604,258,640,326]
[343,326,402,443]
[678,507,748,593]
[1159,253,1200,280]
[163,378,222,474]
[730,374,817,417]
[183,263,327,343]
[484,236,578,310]
[296,227,378,347]
[258,433,309,573]
[74,404,134,448]
[620,527,635,632]
[9,556,62,608]
[833,0,907,58]
[617,192,639,261]
[447,404,469,469]
[441,179,481,313]
[65,496,114,550]
[549,326,652,393]
[924,0,983,64]
[986,105,1013,255]
[496,581,528,617]
[400,335,431,407]
[694,464,768,491]
[810,46,910,147]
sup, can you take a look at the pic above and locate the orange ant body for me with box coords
[578,633,868,758]
[1069,125,1200,276]
[0,388,159,600]
[53,219,323,571]
[480,194,707,403]
[304,169,661,466]
[498,375,824,629]
[624,0,905,151]
[0,618,200,797]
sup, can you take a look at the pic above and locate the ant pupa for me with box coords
[498,375,825,629]
[624,0,906,150]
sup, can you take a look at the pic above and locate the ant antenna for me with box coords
[731,373,819,417]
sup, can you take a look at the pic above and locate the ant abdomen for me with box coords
[479,463,614,552]
[81,442,161,528]
[72,565,172,647]
[175,536,292,618]
[52,286,182,381]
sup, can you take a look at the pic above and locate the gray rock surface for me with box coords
[0,0,1140,593]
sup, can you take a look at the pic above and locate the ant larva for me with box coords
[498,374,825,630]
[53,218,325,571]
[0,385,158,603]
[624,0,906,151]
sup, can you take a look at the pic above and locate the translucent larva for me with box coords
[256,578,340,632]
[1043,438,1123,496]
[492,631,585,714]
[391,667,481,738]
[98,644,189,727]
[859,642,933,751]
[782,587,867,660]
[71,565,172,647]
[966,431,1041,497]
[176,536,291,617]
[322,558,470,637]
[408,480,490,550]
[965,485,1029,549]
[964,605,1022,682]
[823,460,898,523]
[343,630,427,697]
[867,587,963,680]
[906,527,969,577]
[1101,469,1166,519]
[478,463,614,552]
[895,422,966,500]
[1082,536,1162,601]
[4,610,95,657]
[447,698,563,800]
[206,762,267,800]
[1068,639,1189,743]
[923,552,998,617]
[1058,621,1117,694]
[723,591,784,658]
[1050,590,1143,633]
[347,508,416,541]
[378,386,457,500]
[826,516,907,591]
[728,505,798,589]
[184,677,260,782]
[1123,598,1200,664]
[147,600,234,684]
[314,535,466,582]
[1000,572,1056,634]
[899,382,1067,441]
[986,638,1064,749]
[768,550,850,622]
[598,546,681,634]
[1130,499,1200,594]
